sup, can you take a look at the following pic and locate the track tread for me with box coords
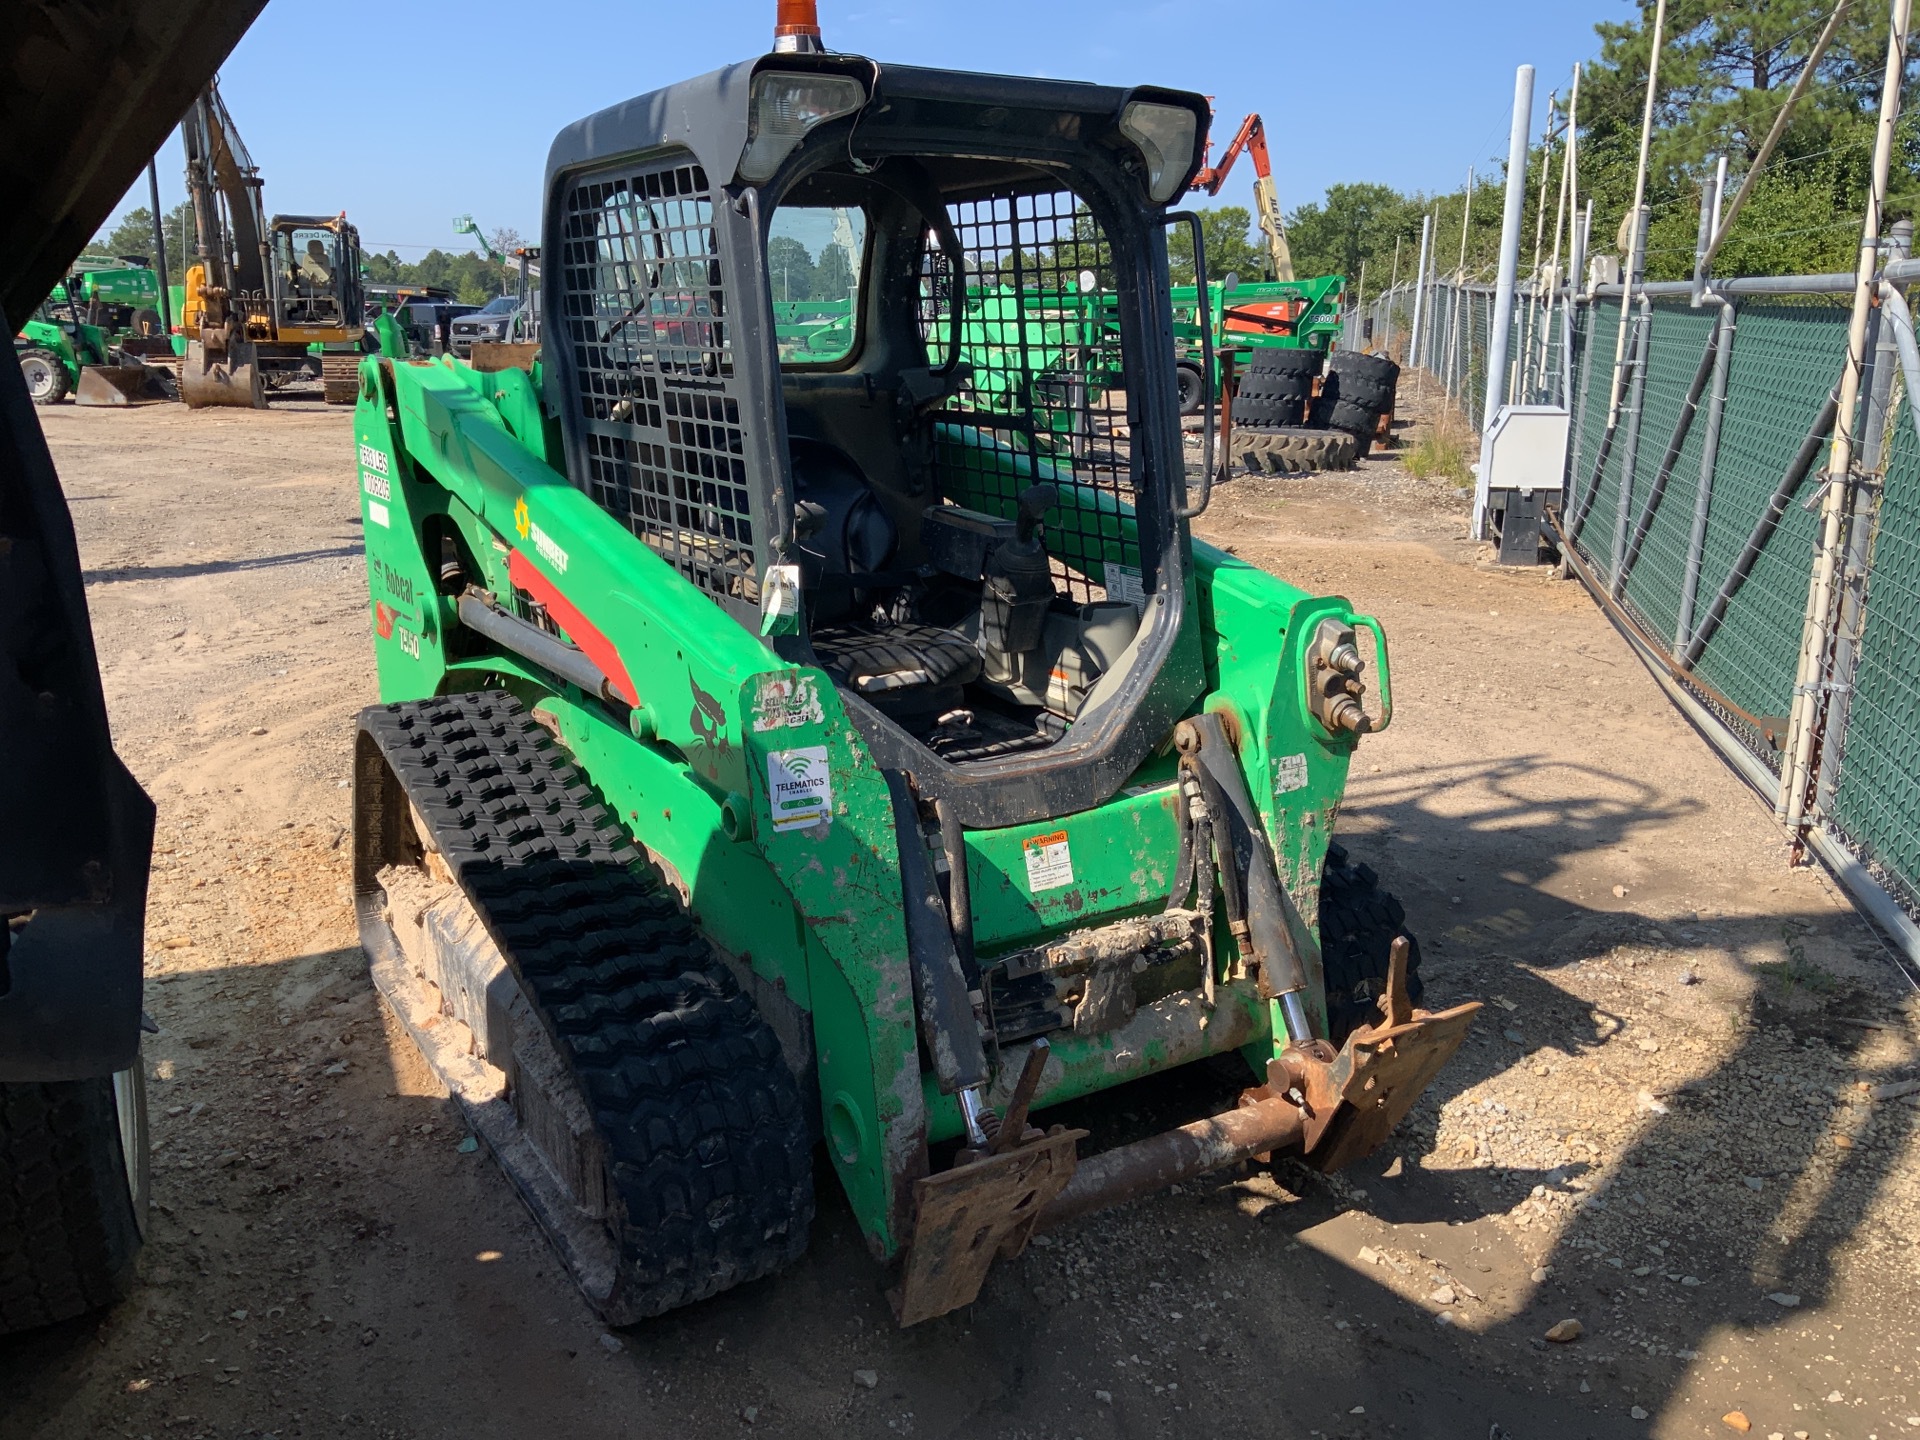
[359,691,812,1318]
[1318,840,1426,1044]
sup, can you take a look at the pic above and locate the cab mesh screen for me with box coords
[559,159,757,604]
[920,190,1140,605]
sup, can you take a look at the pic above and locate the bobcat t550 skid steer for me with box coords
[349,4,1477,1325]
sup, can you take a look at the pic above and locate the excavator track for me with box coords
[320,353,361,405]
[353,691,813,1322]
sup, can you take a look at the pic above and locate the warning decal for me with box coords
[1022,830,1075,892]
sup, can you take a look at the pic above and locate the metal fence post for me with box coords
[1780,0,1913,831]
[1409,214,1434,370]
[1609,298,1653,582]
[1817,217,1912,816]
[1675,300,1738,649]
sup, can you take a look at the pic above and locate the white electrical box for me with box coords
[1474,403,1570,540]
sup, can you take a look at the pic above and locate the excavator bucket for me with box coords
[74,363,170,406]
[180,338,265,409]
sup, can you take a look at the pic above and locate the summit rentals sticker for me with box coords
[767,746,832,832]
[513,495,569,574]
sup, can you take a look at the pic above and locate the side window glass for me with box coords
[769,206,866,366]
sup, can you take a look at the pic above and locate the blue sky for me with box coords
[107,0,1622,264]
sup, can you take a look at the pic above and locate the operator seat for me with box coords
[790,438,981,723]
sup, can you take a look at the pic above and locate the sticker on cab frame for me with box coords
[767,746,832,832]
[1022,831,1075,892]
[752,671,825,733]
[1104,563,1145,612]
[1275,752,1309,795]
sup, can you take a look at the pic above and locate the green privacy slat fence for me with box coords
[1356,271,1920,934]
[1560,286,1917,929]
[1831,357,1920,912]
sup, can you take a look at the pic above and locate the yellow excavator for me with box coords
[179,78,364,407]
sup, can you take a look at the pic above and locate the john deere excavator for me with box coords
[345,0,1477,1326]
[179,77,365,407]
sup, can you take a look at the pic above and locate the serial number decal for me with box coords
[361,469,391,501]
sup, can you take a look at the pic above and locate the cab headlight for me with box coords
[739,71,866,183]
[1119,101,1200,203]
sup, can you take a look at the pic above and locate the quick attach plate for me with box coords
[893,1127,1085,1326]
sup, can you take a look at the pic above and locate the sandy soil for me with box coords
[4,390,1918,1440]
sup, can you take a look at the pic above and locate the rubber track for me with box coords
[360,692,812,1317]
[0,1079,139,1334]
[1319,841,1425,1044]
[320,354,360,406]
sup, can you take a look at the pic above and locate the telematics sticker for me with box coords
[1275,753,1309,794]
[1022,831,1075,892]
[767,746,832,832]
[367,499,390,529]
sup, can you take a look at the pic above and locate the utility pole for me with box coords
[1450,167,1474,393]
[147,159,172,333]
[1408,211,1434,369]
[1479,64,1537,537]
[1606,0,1666,433]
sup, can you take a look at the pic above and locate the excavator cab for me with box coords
[269,215,362,334]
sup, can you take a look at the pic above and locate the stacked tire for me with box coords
[1309,351,1401,459]
[1229,348,1357,475]
[1233,348,1321,427]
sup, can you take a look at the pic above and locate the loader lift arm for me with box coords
[1190,112,1294,282]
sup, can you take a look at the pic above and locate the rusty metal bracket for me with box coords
[1275,937,1480,1173]
[892,1126,1085,1326]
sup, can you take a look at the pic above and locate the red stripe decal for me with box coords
[507,549,639,706]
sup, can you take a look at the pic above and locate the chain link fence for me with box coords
[1560,271,1920,953]
[1347,278,1569,420]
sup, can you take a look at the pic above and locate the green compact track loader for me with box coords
[349,9,1477,1326]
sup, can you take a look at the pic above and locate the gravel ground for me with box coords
[3,388,1917,1440]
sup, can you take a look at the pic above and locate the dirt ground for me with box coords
[5,387,1919,1440]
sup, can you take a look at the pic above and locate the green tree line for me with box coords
[1278,2,1920,289]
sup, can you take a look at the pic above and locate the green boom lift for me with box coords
[348,1,1476,1326]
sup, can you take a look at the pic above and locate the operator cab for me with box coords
[546,52,1212,822]
[270,215,362,332]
